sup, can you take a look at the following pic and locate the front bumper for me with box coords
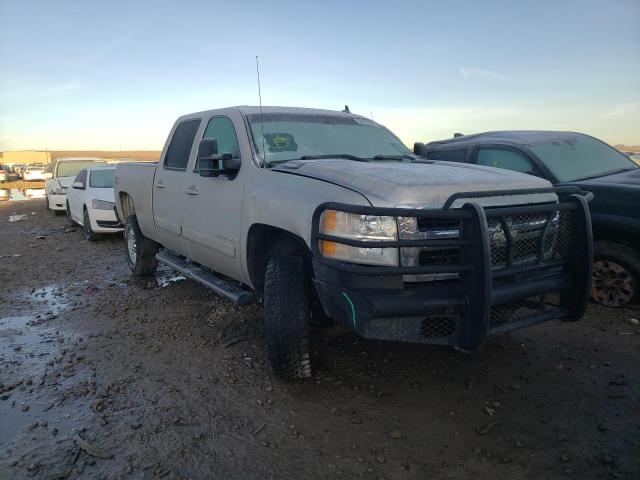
[89,207,123,232]
[312,187,593,352]
[48,193,67,210]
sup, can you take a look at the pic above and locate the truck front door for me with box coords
[181,115,245,280]
[153,118,201,253]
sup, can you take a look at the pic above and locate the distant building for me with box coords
[1,150,52,167]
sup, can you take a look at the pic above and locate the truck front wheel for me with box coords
[124,215,159,276]
[263,256,313,379]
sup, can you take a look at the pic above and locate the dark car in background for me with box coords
[415,131,640,307]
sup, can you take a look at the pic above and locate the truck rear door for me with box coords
[152,118,201,253]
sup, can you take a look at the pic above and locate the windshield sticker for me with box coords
[264,133,298,152]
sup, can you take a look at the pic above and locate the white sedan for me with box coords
[22,165,47,181]
[66,166,123,241]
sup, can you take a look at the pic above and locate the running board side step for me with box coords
[156,250,255,306]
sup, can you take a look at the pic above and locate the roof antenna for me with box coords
[342,105,350,113]
[256,56,266,164]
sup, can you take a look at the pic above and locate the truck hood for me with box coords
[566,167,640,189]
[274,159,553,207]
[563,168,640,222]
[57,176,76,188]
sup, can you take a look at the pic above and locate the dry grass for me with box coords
[48,150,160,161]
[1,180,48,189]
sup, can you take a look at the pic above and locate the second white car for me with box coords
[66,166,123,241]
[23,165,47,181]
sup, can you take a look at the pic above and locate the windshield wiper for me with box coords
[372,154,415,161]
[300,154,369,162]
[573,167,637,182]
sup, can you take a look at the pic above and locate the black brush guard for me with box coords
[311,187,593,352]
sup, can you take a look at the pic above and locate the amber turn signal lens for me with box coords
[319,240,338,256]
[321,210,338,233]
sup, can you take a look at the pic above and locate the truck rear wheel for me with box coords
[124,215,159,276]
[263,256,313,379]
[592,241,639,307]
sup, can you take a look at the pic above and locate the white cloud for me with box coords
[459,67,507,81]
[600,100,640,119]
[0,80,81,101]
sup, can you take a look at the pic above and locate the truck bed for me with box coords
[114,162,158,241]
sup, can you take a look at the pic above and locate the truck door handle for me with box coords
[154,181,165,189]
[184,187,199,196]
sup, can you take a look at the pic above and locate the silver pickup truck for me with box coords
[115,106,593,378]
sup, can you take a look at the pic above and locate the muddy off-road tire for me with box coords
[83,208,97,242]
[263,256,313,379]
[592,241,640,307]
[124,215,159,276]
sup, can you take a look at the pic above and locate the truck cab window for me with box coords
[164,119,201,170]
[206,117,240,157]
[197,116,240,170]
[476,148,535,174]
[426,149,467,162]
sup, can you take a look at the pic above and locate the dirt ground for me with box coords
[1,198,638,480]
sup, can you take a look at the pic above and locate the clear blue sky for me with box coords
[1,0,638,150]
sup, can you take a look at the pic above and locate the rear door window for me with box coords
[476,148,535,174]
[426,149,468,162]
[164,119,201,170]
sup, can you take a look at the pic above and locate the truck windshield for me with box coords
[528,135,638,182]
[89,169,115,188]
[246,113,411,166]
[57,160,105,177]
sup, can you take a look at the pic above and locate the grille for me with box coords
[488,211,570,270]
[421,316,457,339]
[416,218,460,233]
[420,306,460,339]
[400,207,572,278]
[419,248,461,266]
[488,292,561,330]
[489,295,544,328]
[544,211,573,260]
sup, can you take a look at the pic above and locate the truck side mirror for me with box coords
[199,138,218,158]
[413,142,428,157]
[198,138,241,177]
[44,172,53,179]
[72,181,84,189]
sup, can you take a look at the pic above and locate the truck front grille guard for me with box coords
[311,187,593,351]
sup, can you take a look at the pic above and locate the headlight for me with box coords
[92,199,115,210]
[53,186,66,195]
[319,210,398,266]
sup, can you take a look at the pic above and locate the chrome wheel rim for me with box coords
[127,227,137,264]
[591,260,635,307]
